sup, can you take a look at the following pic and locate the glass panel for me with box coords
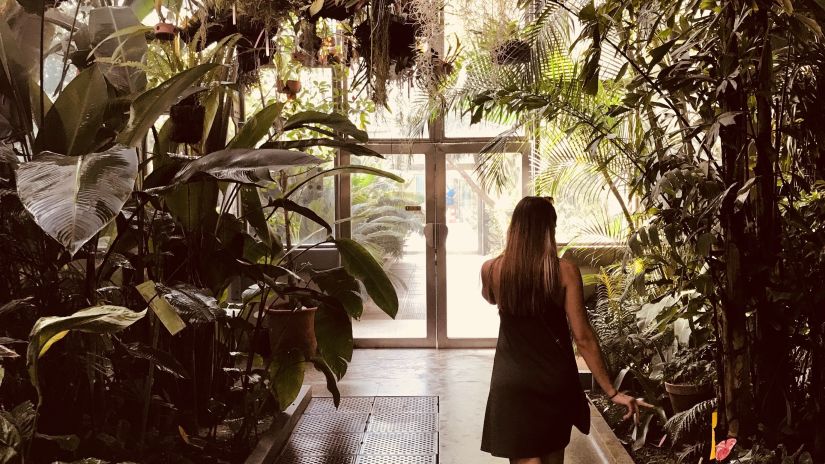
[443,0,523,138]
[445,153,522,339]
[351,154,428,339]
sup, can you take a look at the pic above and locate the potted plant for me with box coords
[663,345,715,413]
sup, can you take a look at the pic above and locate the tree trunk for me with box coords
[715,0,756,439]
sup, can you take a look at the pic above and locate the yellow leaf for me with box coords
[39,330,69,358]
[309,0,325,16]
[136,280,186,335]
[178,425,189,444]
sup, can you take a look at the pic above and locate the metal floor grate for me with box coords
[356,457,437,464]
[305,397,375,415]
[277,397,438,464]
[296,414,370,434]
[283,433,364,456]
[372,397,438,414]
[359,433,438,456]
[366,414,438,433]
[277,454,357,464]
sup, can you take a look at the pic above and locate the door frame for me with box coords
[349,141,528,348]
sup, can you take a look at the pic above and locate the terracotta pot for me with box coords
[664,381,714,413]
[154,22,176,41]
[265,307,317,358]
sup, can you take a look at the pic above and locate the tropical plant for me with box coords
[0,2,403,460]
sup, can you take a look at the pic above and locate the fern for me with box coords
[664,397,717,446]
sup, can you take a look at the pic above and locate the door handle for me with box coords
[424,223,435,249]
[424,223,448,249]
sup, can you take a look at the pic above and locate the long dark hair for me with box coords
[498,196,561,315]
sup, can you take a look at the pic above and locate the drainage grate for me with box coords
[284,433,364,456]
[305,397,375,415]
[372,397,438,414]
[277,453,357,464]
[355,457,437,464]
[359,433,438,456]
[296,414,370,434]
[366,414,438,433]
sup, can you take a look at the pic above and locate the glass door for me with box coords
[438,152,524,346]
[350,153,436,346]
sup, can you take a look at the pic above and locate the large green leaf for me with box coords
[88,7,148,93]
[0,412,21,464]
[164,181,218,231]
[0,20,34,138]
[269,350,305,410]
[27,305,146,401]
[16,146,138,256]
[33,65,108,156]
[263,138,383,158]
[240,186,272,244]
[310,267,363,318]
[118,63,219,147]
[335,239,398,318]
[228,101,285,149]
[285,165,403,198]
[173,148,320,184]
[313,303,353,380]
[282,111,368,142]
[266,198,332,235]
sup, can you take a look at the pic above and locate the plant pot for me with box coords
[154,22,176,41]
[493,39,531,65]
[265,307,317,358]
[169,100,205,144]
[664,381,714,413]
[277,79,302,99]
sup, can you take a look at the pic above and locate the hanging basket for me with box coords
[277,79,302,99]
[169,97,205,144]
[153,22,176,41]
[264,307,318,358]
[492,39,531,65]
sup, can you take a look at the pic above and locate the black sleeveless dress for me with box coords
[480,266,591,458]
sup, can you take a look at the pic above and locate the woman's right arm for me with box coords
[560,259,651,423]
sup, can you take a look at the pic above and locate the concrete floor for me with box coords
[304,349,626,464]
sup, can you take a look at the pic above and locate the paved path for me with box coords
[305,349,624,464]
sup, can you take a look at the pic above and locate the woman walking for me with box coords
[480,196,649,464]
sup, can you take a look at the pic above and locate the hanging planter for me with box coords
[264,306,318,358]
[492,39,531,65]
[277,79,302,99]
[169,95,206,144]
[153,22,176,41]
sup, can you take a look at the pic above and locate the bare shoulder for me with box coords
[558,257,582,284]
[481,256,501,272]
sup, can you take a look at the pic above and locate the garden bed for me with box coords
[590,392,678,464]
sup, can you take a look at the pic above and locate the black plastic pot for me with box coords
[493,39,531,65]
[169,98,206,145]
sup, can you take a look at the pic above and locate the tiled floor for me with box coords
[303,350,616,464]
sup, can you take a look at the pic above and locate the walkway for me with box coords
[304,349,627,464]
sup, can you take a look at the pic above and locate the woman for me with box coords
[480,196,650,464]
